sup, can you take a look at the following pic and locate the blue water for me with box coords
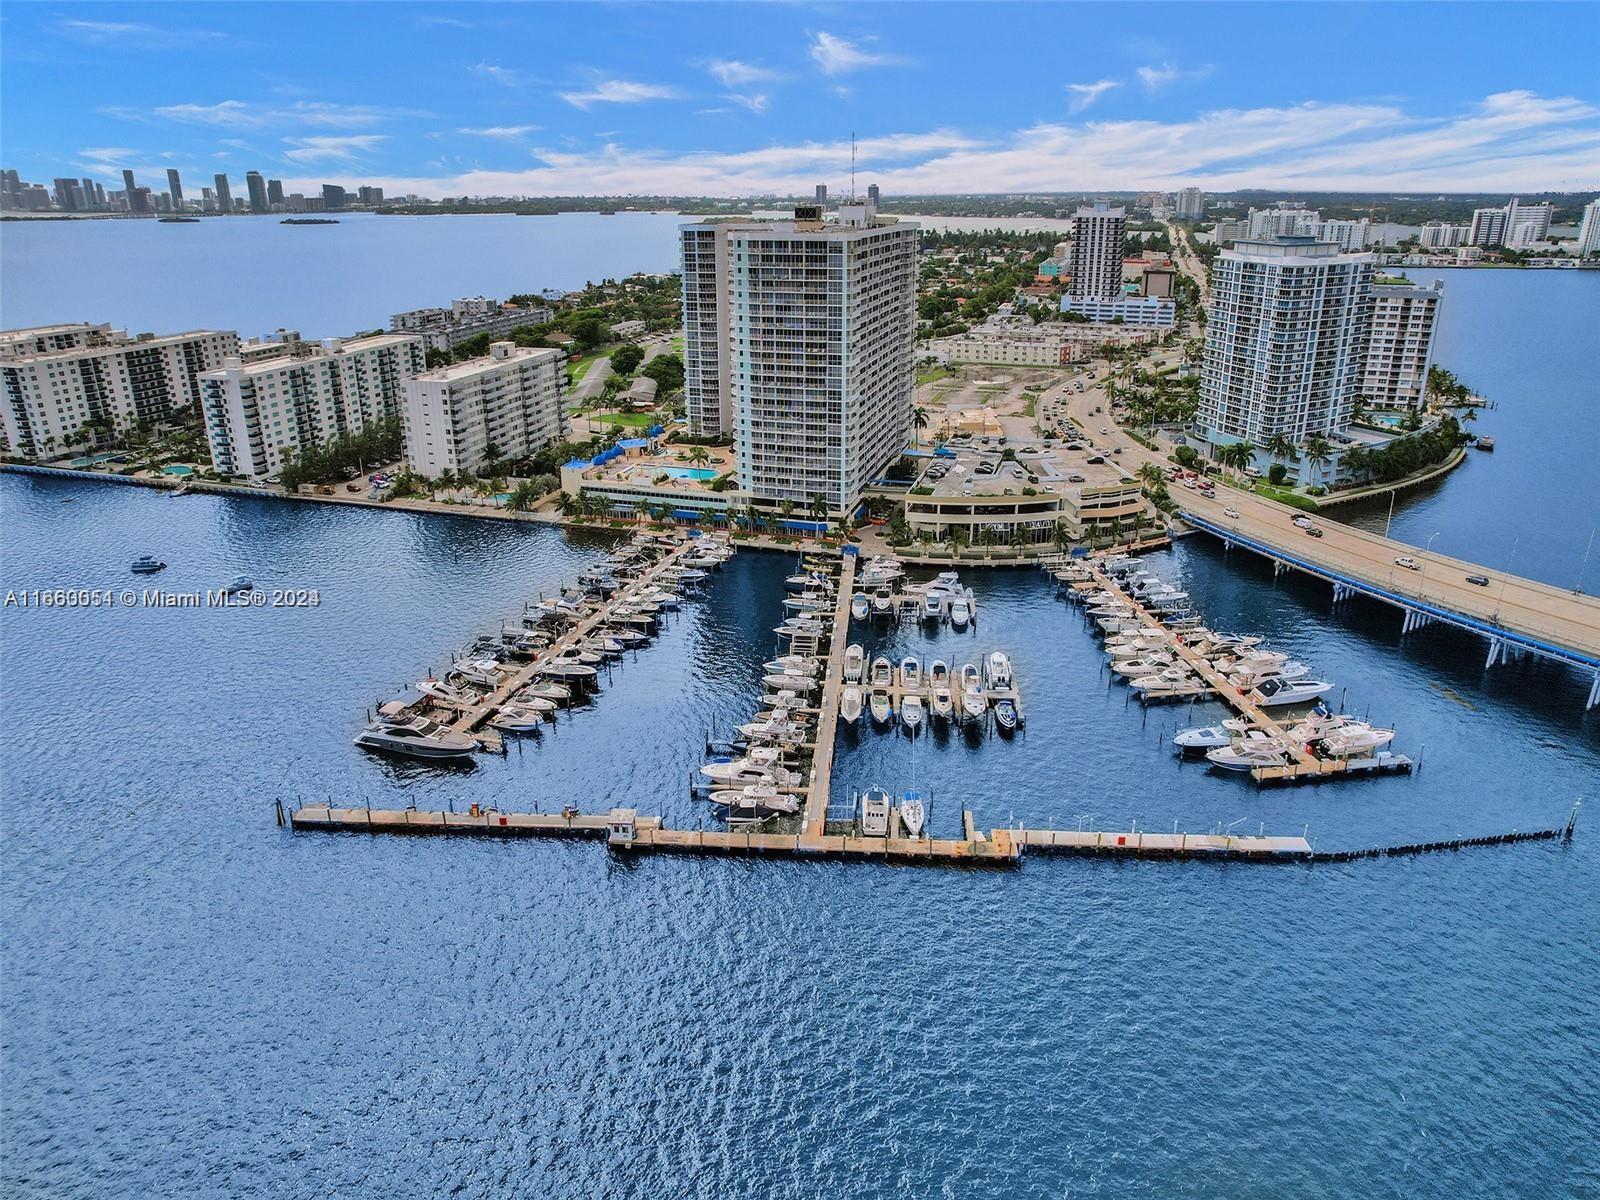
[3,473,1597,1197]
[658,466,719,481]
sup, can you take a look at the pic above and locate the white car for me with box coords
[1223,507,1240,519]
[1394,556,1421,571]
[1292,516,1315,530]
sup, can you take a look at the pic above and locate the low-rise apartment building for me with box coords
[403,342,568,478]
[1,323,238,460]
[200,332,424,479]
[389,297,554,353]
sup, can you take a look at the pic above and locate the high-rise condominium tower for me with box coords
[1069,202,1126,299]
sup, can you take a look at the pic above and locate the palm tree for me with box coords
[1302,435,1332,486]
[555,492,575,516]
[688,445,711,468]
[744,503,762,534]
[910,405,930,449]
[1137,462,1165,490]
[807,493,828,529]
[1265,433,1297,463]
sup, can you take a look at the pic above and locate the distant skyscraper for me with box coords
[357,185,384,206]
[121,170,149,213]
[321,184,347,210]
[1577,198,1600,259]
[167,168,184,209]
[80,177,99,211]
[1175,187,1205,220]
[52,178,84,211]
[1069,202,1126,299]
[213,173,233,214]
[867,183,880,204]
[267,178,284,207]
[245,171,268,214]
[815,183,827,205]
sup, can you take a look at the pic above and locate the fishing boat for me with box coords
[994,699,1018,732]
[949,596,971,629]
[900,694,924,732]
[839,685,864,723]
[850,593,870,621]
[860,787,892,836]
[898,790,926,838]
[985,652,1013,689]
[764,655,819,675]
[869,656,894,688]
[844,643,865,683]
[709,785,799,817]
[899,656,921,692]
[868,688,893,726]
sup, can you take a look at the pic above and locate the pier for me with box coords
[801,552,856,841]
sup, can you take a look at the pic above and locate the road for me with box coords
[1056,380,1600,665]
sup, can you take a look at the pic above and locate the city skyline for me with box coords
[2,3,1598,197]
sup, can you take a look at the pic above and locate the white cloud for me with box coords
[470,62,522,87]
[1067,80,1120,113]
[331,91,1600,197]
[58,19,227,49]
[147,100,407,130]
[559,80,681,109]
[809,32,897,75]
[1137,62,1212,92]
[706,59,776,87]
[281,135,386,165]
[457,124,541,139]
[727,93,770,115]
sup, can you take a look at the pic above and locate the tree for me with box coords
[640,352,684,394]
[555,492,575,516]
[688,445,711,468]
[609,343,644,375]
[507,479,540,512]
[807,493,828,527]
[911,405,930,449]
[1302,435,1333,485]
[1137,462,1165,489]
[1265,433,1298,463]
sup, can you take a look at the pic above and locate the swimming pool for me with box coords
[657,466,718,481]
[161,465,195,477]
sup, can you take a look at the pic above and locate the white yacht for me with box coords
[868,688,894,726]
[985,652,1013,689]
[1173,725,1233,752]
[353,715,477,760]
[899,656,921,692]
[449,657,504,689]
[416,678,482,707]
[1130,668,1201,697]
[709,785,799,817]
[900,693,924,732]
[850,594,870,621]
[949,596,971,629]
[1206,736,1292,772]
[1250,676,1335,708]
[870,588,894,618]
[701,746,800,787]
[898,790,926,838]
[839,685,864,724]
[1112,654,1176,679]
[844,644,865,683]
[922,591,945,622]
[764,656,820,676]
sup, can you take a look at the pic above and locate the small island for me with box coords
[158,216,199,223]
[281,217,339,225]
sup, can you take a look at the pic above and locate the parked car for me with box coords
[1067,473,1085,483]
[1466,574,1491,586]
[1394,556,1421,571]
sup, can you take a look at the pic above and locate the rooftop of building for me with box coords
[0,323,234,361]
[1222,235,1374,262]
[206,331,420,376]
[910,441,1136,503]
[412,342,562,382]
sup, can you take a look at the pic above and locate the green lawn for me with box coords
[671,335,685,356]
[590,410,659,428]
[568,353,605,382]
[916,365,952,385]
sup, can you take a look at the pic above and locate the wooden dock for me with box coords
[800,552,855,843]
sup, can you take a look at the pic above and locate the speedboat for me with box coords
[1312,721,1397,757]
[869,656,894,688]
[449,657,504,688]
[540,656,598,680]
[868,688,893,726]
[949,597,971,629]
[709,785,799,817]
[860,787,892,836]
[763,671,819,693]
[985,652,1013,689]
[702,747,800,787]
[353,714,477,760]
[960,682,987,723]
[490,699,555,732]
[1130,668,1201,697]
[1173,725,1233,753]
[1251,676,1335,708]
[922,592,944,622]
[1206,736,1292,772]
[764,655,819,676]
[898,790,926,838]
[1112,654,1176,679]
[521,681,570,704]
[222,575,253,595]
[839,685,864,723]
[870,588,894,618]
[850,594,870,621]
[994,699,1018,732]
[900,694,924,732]
[899,656,921,692]
[844,644,865,683]
[930,682,954,722]
[416,678,482,707]
[130,555,166,574]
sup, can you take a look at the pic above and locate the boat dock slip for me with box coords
[801,553,856,842]
[1014,828,1312,859]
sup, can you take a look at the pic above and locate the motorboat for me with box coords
[490,699,555,732]
[900,694,924,732]
[222,575,253,595]
[709,785,799,817]
[899,656,921,692]
[985,652,1013,689]
[994,699,1018,732]
[930,682,954,722]
[449,657,504,688]
[540,656,598,680]
[521,681,571,704]
[1206,736,1292,772]
[1250,676,1336,708]
[1173,725,1233,752]
[763,671,820,693]
[783,594,830,614]
[898,790,926,838]
[1112,654,1176,679]
[765,656,820,676]
[353,715,477,760]
[702,747,800,787]
[844,644,865,683]
[850,594,870,621]
[130,555,166,574]
[860,787,892,836]
[868,688,894,726]
[840,685,864,723]
[869,656,894,688]
[1311,721,1396,757]
[960,682,987,722]
[949,597,971,629]
[922,591,945,622]
[870,588,894,618]
[416,678,482,707]
[1130,669,1201,697]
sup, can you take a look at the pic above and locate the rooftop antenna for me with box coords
[851,131,857,201]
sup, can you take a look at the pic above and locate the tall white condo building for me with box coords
[403,342,568,477]
[679,204,918,513]
[1197,236,1374,467]
[1068,202,1126,299]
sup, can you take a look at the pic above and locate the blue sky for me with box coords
[4,2,1598,197]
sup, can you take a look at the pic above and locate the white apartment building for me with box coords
[389,297,554,354]
[1,323,238,460]
[1577,198,1600,259]
[679,204,918,513]
[1469,198,1553,247]
[1362,280,1442,412]
[1246,203,1318,239]
[1069,202,1126,299]
[1196,237,1374,480]
[200,332,424,479]
[1313,218,1374,252]
[403,341,567,478]
[1419,222,1469,249]
[930,317,1153,366]
[1210,217,1250,244]
[1175,187,1205,220]
[1058,295,1177,328]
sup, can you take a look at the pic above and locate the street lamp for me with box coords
[1426,531,1441,553]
